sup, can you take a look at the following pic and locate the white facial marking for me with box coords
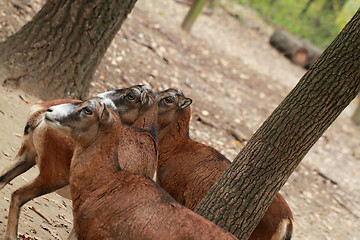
[169,92,177,99]
[96,91,118,110]
[49,103,75,117]
[96,90,116,98]
[142,85,152,92]
[99,98,116,110]
[133,88,141,95]
[176,89,183,95]
[44,103,77,127]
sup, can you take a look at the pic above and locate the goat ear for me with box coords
[178,98,192,109]
[99,103,113,125]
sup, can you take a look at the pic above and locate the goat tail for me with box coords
[272,216,293,240]
[282,217,293,240]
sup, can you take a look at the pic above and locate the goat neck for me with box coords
[70,113,122,204]
[132,91,158,141]
[158,106,191,147]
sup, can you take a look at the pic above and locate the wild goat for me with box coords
[156,88,293,240]
[0,85,156,240]
[44,98,238,240]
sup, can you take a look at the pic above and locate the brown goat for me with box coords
[45,98,238,240]
[0,85,156,240]
[156,88,293,240]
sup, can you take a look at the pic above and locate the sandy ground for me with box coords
[0,0,360,239]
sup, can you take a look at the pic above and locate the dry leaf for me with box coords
[14,133,22,138]
[2,151,11,157]
[19,95,30,104]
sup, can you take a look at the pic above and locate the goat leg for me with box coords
[0,146,36,190]
[4,175,67,240]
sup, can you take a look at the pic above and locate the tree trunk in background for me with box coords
[299,0,315,17]
[195,9,360,240]
[208,0,219,10]
[0,0,137,100]
[181,0,209,32]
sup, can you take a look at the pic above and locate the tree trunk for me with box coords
[0,0,137,100]
[270,29,310,67]
[195,8,360,240]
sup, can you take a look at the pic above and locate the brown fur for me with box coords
[0,85,155,240]
[156,88,293,240]
[249,194,293,240]
[0,99,80,240]
[57,100,238,240]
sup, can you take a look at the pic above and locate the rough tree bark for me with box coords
[0,0,137,100]
[194,8,360,240]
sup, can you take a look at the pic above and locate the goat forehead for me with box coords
[85,99,99,109]
[97,90,117,98]
[91,97,116,110]
[161,88,185,98]
[169,92,177,98]
[176,89,184,96]
[140,84,152,92]
[96,90,125,104]
[102,98,116,110]
[130,87,141,95]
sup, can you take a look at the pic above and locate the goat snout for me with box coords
[46,108,53,112]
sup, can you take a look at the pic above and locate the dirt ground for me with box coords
[0,0,360,239]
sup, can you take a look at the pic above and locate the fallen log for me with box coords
[270,29,323,68]
[301,39,323,69]
[270,29,310,67]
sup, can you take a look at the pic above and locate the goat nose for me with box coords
[46,108,53,112]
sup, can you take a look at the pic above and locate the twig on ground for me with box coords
[28,206,51,224]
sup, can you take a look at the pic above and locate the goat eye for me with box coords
[82,107,92,115]
[163,97,173,104]
[127,93,135,101]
